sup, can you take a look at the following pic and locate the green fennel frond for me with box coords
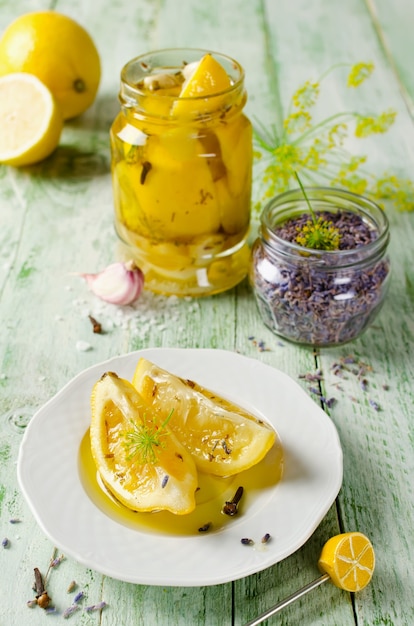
[124,409,174,465]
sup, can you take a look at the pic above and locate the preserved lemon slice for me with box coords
[132,358,277,476]
[133,134,221,240]
[90,372,198,515]
[173,53,232,118]
[318,532,375,592]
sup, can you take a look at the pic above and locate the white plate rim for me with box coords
[17,348,343,586]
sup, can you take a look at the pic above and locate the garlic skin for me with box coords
[81,261,144,305]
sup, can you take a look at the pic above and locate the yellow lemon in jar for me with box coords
[90,372,198,515]
[0,11,101,119]
[132,358,277,477]
[0,72,63,166]
[173,53,232,118]
[134,134,222,240]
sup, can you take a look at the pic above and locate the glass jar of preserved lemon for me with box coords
[110,48,252,296]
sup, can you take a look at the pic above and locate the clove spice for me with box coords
[88,315,102,334]
[33,567,51,609]
[222,486,244,516]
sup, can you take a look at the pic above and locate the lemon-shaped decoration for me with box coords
[318,532,375,592]
[90,372,198,515]
[132,358,277,476]
[0,72,63,166]
[0,11,101,119]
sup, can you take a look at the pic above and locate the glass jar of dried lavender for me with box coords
[250,187,391,346]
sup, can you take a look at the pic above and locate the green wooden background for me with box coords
[0,0,413,624]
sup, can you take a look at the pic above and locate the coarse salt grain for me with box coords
[76,340,92,352]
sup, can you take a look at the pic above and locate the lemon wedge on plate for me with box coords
[132,358,277,476]
[0,72,63,166]
[90,372,198,515]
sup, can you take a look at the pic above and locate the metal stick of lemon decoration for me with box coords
[244,532,375,626]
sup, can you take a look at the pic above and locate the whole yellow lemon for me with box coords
[0,11,101,119]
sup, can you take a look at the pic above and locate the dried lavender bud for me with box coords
[360,379,369,391]
[261,533,271,544]
[84,601,107,612]
[198,522,211,532]
[369,399,381,411]
[27,599,37,608]
[63,604,80,619]
[50,554,64,568]
[73,591,84,604]
[44,605,57,614]
[241,538,254,546]
[9,518,21,524]
[161,475,169,489]
[2,537,9,548]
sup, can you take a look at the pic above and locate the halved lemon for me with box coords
[0,11,101,119]
[132,358,277,476]
[318,532,375,592]
[90,372,198,515]
[0,72,63,166]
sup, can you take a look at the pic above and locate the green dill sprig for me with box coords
[124,409,174,465]
[294,172,340,251]
[254,61,414,212]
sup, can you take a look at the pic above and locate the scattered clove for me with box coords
[223,486,244,516]
[88,315,102,334]
[33,567,51,609]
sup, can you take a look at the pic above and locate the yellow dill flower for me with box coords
[296,217,341,250]
[373,175,414,211]
[284,111,312,134]
[355,110,396,137]
[327,123,348,147]
[347,62,374,87]
[303,142,328,171]
[292,80,320,109]
[253,60,414,212]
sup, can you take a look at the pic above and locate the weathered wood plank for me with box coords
[1,0,414,624]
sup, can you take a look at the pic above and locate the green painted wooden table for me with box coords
[1,0,414,624]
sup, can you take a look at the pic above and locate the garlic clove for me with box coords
[80,261,144,306]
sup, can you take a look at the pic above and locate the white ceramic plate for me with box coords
[17,348,342,586]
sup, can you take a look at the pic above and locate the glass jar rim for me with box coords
[260,186,390,263]
[120,47,245,104]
